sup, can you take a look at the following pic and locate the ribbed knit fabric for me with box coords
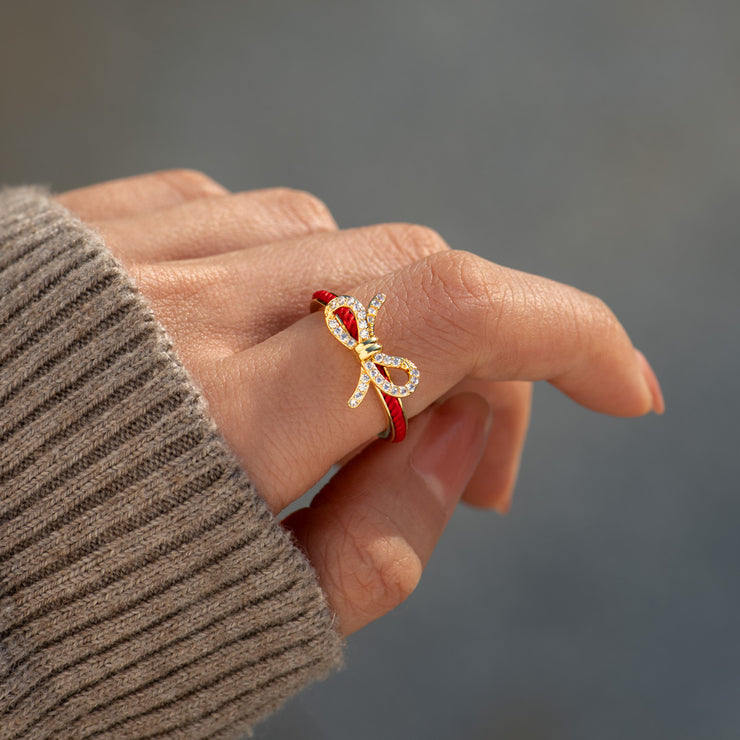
[0,188,343,739]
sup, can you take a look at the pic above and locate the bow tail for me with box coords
[347,370,372,408]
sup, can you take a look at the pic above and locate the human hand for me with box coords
[56,170,664,636]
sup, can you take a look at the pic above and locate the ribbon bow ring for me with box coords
[323,293,420,408]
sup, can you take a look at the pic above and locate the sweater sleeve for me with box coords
[0,187,343,739]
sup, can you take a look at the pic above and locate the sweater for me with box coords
[0,187,343,739]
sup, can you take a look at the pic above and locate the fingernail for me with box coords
[410,393,492,507]
[635,349,665,415]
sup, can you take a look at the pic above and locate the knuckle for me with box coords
[157,168,227,199]
[571,291,623,344]
[432,249,492,303]
[375,223,450,264]
[270,187,337,231]
[586,292,620,328]
[338,516,422,618]
[406,249,505,367]
[421,249,497,326]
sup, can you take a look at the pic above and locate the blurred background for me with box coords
[2,1,738,738]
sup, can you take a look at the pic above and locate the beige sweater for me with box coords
[0,188,343,739]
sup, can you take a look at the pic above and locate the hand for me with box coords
[56,170,664,635]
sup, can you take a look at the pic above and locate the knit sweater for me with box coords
[0,188,343,739]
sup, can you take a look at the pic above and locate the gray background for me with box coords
[2,1,738,738]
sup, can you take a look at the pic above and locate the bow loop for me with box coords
[324,294,420,408]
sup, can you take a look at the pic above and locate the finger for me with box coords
[131,223,449,357]
[335,378,532,510]
[55,169,229,220]
[282,392,491,635]
[206,249,656,512]
[443,379,532,512]
[94,188,337,264]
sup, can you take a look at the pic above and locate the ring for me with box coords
[310,290,420,442]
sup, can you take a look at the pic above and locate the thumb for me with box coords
[282,393,491,636]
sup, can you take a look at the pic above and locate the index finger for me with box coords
[206,248,655,512]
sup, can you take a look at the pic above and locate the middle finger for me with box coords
[131,223,450,356]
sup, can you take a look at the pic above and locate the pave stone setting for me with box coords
[324,293,420,408]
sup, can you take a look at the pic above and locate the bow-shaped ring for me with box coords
[323,293,420,408]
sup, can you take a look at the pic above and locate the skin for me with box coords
[56,169,665,636]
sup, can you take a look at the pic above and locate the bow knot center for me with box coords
[355,338,382,361]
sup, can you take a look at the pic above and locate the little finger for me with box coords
[55,169,228,220]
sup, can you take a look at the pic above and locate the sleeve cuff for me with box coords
[0,187,343,739]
